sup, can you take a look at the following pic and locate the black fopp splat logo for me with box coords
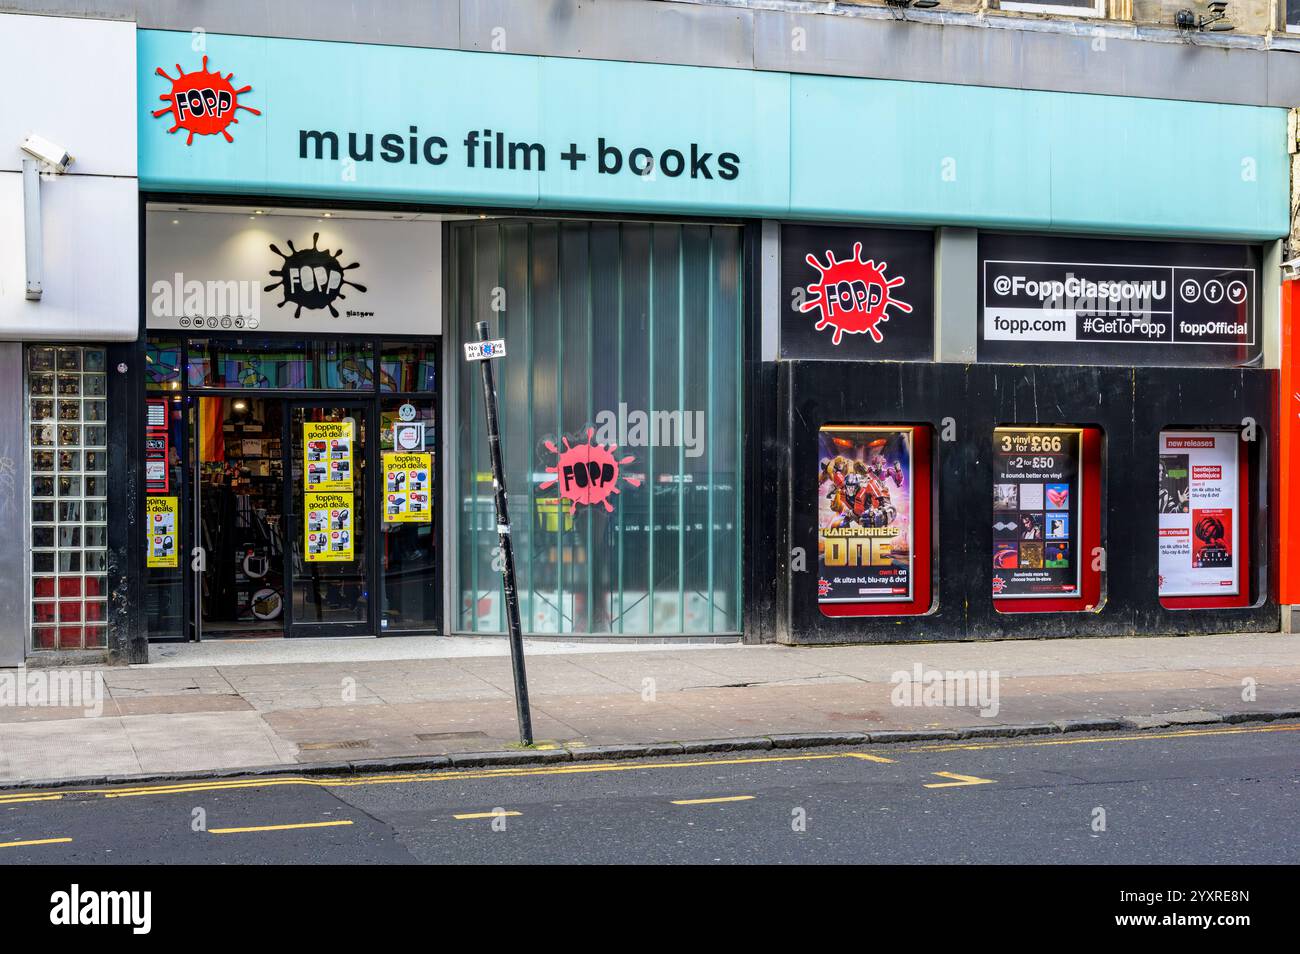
[267,233,367,318]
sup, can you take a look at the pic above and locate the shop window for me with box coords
[453,220,743,635]
[817,425,934,617]
[188,336,308,388]
[318,340,379,390]
[146,336,182,392]
[28,346,110,651]
[1288,0,1300,33]
[992,425,1104,614]
[185,337,378,390]
[380,342,437,392]
[999,0,1105,17]
[1157,429,1251,610]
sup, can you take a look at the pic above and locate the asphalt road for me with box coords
[1,722,1297,865]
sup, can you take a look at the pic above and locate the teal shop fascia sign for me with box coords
[139,30,1288,240]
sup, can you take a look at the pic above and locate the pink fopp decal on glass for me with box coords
[540,428,641,514]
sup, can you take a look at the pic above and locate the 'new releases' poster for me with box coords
[817,426,913,603]
[992,428,1082,598]
[1158,430,1239,597]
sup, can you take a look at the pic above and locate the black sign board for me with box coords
[979,234,1261,367]
[781,224,934,361]
[992,427,1082,599]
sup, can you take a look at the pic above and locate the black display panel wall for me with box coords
[773,361,1276,644]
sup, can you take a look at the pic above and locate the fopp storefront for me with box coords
[112,28,1288,659]
[141,204,444,640]
[140,210,745,644]
[130,31,752,651]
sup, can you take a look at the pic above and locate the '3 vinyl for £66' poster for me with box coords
[992,428,1081,599]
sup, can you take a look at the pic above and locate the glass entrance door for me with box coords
[288,403,372,636]
[153,333,441,643]
[193,396,288,637]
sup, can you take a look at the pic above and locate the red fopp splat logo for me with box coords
[801,242,912,345]
[153,56,260,145]
[540,428,642,514]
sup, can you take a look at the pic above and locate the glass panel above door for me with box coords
[185,337,377,391]
[380,341,437,392]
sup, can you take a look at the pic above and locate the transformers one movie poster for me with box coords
[817,426,913,603]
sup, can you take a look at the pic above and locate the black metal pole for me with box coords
[476,319,533,745]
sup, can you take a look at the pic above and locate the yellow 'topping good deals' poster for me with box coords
[146,496,179,568]
[382,452,433,523]
[305,492,354,562]
[304,421,353,491]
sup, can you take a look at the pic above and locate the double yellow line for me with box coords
[0,723,1287,806]
[209,820,352,835]
[0,751,894,805]
[910,721,1300,753]
[0,836,71,849]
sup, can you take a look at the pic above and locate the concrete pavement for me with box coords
[1,633,1297,786]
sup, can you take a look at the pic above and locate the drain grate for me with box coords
[299,739,372,751]
[415,731,490,742]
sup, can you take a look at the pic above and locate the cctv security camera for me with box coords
[20,133,73,173]
[1282,257,1300,281]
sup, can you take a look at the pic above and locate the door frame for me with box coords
[147,330,442,642]
[285,398,377,639]
[188,394,290,641]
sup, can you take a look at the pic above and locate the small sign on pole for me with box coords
[464,338,507,361]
